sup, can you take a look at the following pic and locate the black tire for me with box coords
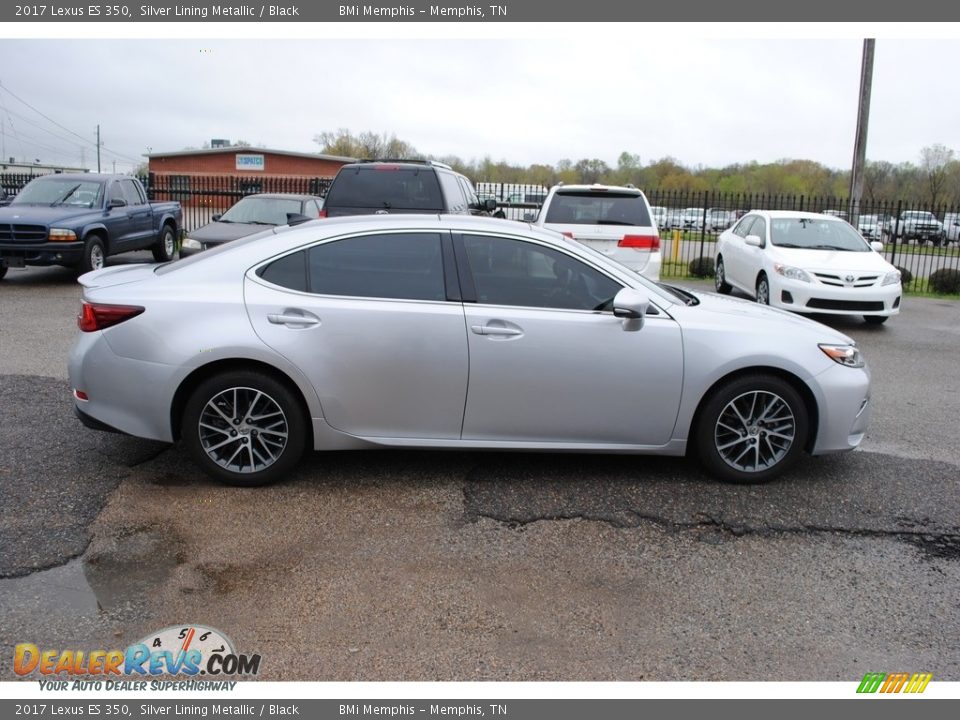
[755,273,770,305]
[715,256,732,294]
[0,265,7,281]
[152,224,177,262]
[182,370,307,487]
[864,315,888,325]
[694,374,809,484]
[79,236,106,274]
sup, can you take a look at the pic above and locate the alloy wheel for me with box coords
[714,390,796,473]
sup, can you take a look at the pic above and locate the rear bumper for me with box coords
[1,241,83,267]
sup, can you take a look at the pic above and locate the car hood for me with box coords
[769,247,893,272]
[0,205,99,225]
[682,289,855,345]
[187,221,275,243]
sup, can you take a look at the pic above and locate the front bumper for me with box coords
[770,276,901,317]
[1,241,83,267]
[810,361,872,455]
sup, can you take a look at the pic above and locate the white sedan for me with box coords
[715,210,902,325]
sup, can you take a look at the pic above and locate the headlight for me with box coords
[819,343,864,368]
[48,228,78,242]
[181,238,202,250]
[881,270,901,286]
[773,263,811,282]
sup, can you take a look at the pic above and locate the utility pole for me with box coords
[849,39,875,224]
[96,124,101,172]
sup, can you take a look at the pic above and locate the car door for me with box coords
[103,180,135,250]
[120,179,154,248]
[723,215,756,290]
[245,230,469,439]
[455,232,684,445]
[741,216,768,293]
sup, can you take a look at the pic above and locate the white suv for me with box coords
[532,184,662,281]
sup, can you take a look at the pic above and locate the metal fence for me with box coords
[142,173,332,232]
[2,172,957,294]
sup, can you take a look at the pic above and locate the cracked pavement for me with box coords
[1,262,958,681]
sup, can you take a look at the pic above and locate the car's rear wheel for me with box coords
[715,256,732,294]
[182,371,307,486]
[864,315,888,325]
[0,265,7,281]
[79,237,105,274]
[152,224,176,262]
[695,374,809,484]
[756,273,770,305]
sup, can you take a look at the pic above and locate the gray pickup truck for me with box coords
[0,173,182,280]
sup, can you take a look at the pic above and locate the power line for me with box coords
[0,82,143,165]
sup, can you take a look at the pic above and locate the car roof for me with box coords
[751,210,847,221]
[237,193,320,201]
[552,183,642,194]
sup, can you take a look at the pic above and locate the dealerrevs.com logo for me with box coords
[856,672,933,694]
[14,625,261,679]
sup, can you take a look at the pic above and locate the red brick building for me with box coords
[145,147,356,217]
[147,146,355,178]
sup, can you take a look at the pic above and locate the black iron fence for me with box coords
[142,173,332,232]
[2,172,958,294]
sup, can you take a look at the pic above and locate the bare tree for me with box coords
[920,143,955,209]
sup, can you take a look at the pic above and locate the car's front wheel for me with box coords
[756,273,770,305]
[0,265,7,281]
[715,256,732,294]
[864,315,888,325]
[79,236,105,274]
[694,374,809,484]
[182,371,307,486]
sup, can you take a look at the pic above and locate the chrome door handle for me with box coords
[267,313,320,326]
[471,324,522,336]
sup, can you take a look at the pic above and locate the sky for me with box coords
[0,37,958,174]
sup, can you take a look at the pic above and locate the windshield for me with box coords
[903,211,937,221]
[219,196,304,225]
[544,191,651,226]
[12,178,103,208]
[770,217,870,252]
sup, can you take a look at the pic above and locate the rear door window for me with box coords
[308,232,446,301]
[437,171,466,213]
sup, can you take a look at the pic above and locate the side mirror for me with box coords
[483,197,498,212]
[212,213,222,222]
[522,212,536,223]
[870,241,884,252]
[745,234,763,248]
[612,288,649,330]
[108,197,126,209]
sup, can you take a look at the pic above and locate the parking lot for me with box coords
[1,255,958,681]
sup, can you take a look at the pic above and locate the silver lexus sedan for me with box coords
[68,215,871,486]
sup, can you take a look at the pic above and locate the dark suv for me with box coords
[321,160,497,218]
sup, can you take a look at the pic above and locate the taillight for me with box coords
[77,302,144,332]
[318,208,327,218]
[561,231,574,239]
[618,234,660,250]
